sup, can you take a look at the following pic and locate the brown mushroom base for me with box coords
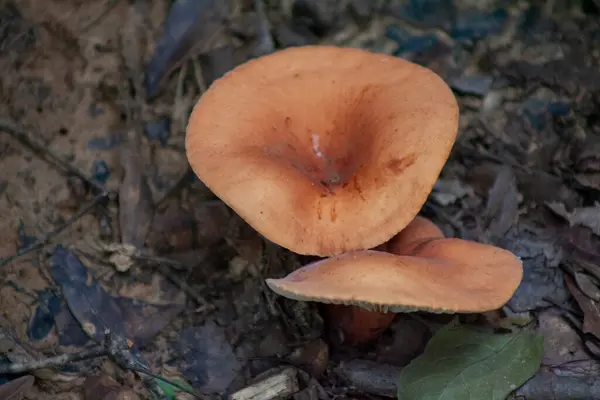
[323,303,396,343]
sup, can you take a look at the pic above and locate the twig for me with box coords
[191,59,207,94]
[252,0,275,57]
[0,119,109,195]
[0,344,107,374]
[131,248,212,309]
[154,167,194,205]
[0,118,120,266]
[79,0,120,33]
[154,263,212,310]
[0,328,205,399]
[0,193,107,267]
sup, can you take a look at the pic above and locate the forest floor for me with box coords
[1,0,600,399]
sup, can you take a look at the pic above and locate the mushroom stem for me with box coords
[323,304,396,344]
[322,217,444,344]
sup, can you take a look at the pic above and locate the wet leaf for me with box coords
[27,290,62,341]
[252,0,275,57]
[484,167,520,240]
[193,203,230,247]
[144,0,230,98]
[16,220,36,251]
[574,173,600,191]
[83,375,139,400]
[175,320,242,393]
[536,308,588,366]
[563,226,600,288]
[0,2,36,55]
[144,118,171,146]
[55,305,90,347]
[119,130,154,249]
[291,0,341,35]
[503,226,567,312]
[565,274,600,341]
[146,203,195,254]
[448,75,494,97]
[198,44,238,87]
[273,21,318,47]
[389,0,455,29]
[116,296,184,348]
[520,97,570,131]
[431,178,474,206]
[394,34,440,57]
[51,246,182,347]
[503,59,600,95]
[573,270,600,301]
[547,202,600,236]
[450,9,508,41]
[467,162,580,207]
[397,324,543,400]
[0,375,34,400]
[50,245,127,342]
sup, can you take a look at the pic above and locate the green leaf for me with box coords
[397,324,544,400]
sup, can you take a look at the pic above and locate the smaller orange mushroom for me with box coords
[266,216,523,343]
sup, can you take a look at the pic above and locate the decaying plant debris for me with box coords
[1,0,600,399]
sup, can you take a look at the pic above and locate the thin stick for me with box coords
[0,344,107,374]
[79,0,120,33]
[0,333,205,398]
[154,167,194,205]
[154,263,212,310]
[0,193,106,267]
[0,120,195,266]
[0,119,109,195]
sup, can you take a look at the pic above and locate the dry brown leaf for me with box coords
[83,375,140,400]
[118,130,154,248]
[565,274,600,341]
[484,166,520,239]
[0,375,35,400]
[547,202,600,236]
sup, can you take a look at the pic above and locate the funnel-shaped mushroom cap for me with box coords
[265,240,523,313]
[186,45,459,256]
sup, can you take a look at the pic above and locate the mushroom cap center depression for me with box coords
[262,85,382,195]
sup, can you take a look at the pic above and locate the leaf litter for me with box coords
[0,0,600,399]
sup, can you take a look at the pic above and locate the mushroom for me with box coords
[186,45,459,256]
[265,216,523,343]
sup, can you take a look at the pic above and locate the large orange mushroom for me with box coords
[185,45,459,256]
[266,216,523,343]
